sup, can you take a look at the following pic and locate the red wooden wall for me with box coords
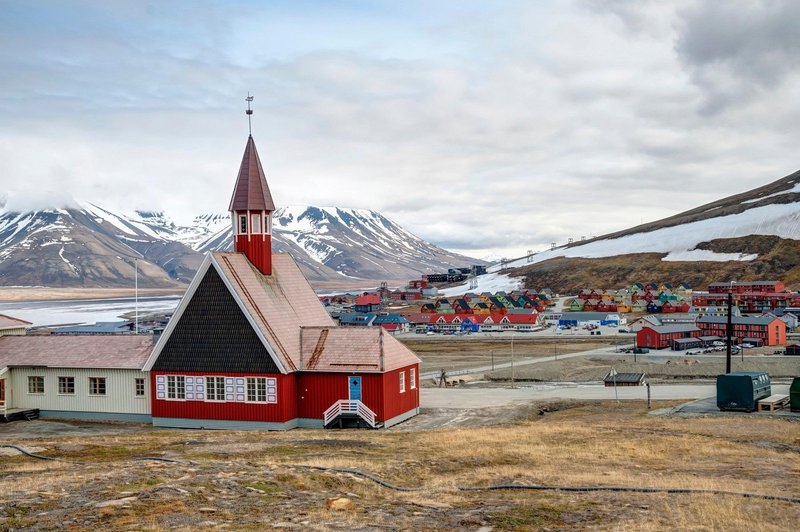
[382,364,419,421]
[150,371,296,422]
[234,234,272,275]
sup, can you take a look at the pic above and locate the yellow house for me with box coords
[0,314,31,337]
[616,301,632,313]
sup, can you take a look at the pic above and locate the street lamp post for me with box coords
[726,283,734,374]
[134,259,139,335]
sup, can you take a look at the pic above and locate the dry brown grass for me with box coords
[0,287,183,302]
[0,403,798,530]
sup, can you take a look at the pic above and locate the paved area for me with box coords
[421,382,722,408]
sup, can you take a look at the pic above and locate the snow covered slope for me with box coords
[515,169,800,269]
[445,168,800,295]
[0,203,479,287]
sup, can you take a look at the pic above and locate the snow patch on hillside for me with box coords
[663,250,758,262]
[504,202,800,269]
[441,271,522,297]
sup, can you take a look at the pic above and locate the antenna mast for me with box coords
[245,92,254,135]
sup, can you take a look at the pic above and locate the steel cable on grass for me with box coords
[293,465,800,505]
[5,446,799,505]
[0,444,189,466]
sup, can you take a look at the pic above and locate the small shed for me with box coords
[784,344,800,356]
[672,337,702,351]
[604,371,645,387]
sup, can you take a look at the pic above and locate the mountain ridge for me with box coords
[0,203,480,288]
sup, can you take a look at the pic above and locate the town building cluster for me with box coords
[563,282,692,314]
[325,289,553,334]
[627,280,800,350]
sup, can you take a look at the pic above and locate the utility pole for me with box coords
[553,325,558,360]
[726,287,733,374]
[134,259,138,335]
[511,333,515,389]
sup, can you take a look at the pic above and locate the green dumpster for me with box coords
[716,371,771,412]
[791,377,800,412]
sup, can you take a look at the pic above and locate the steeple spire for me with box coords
[229,95,275,275]
[245,92,254,136]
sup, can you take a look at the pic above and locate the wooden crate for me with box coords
[757,394,790,412]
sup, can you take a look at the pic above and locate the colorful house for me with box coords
[696,315,786,347]
[354,294,381,313]
[0,315,31,337]
[143,133,420,430]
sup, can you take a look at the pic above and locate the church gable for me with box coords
[151,265,280,373]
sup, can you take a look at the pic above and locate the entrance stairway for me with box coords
[2,409,40,423]
[323,400,380,429]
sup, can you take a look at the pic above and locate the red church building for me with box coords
[143,131,421,430]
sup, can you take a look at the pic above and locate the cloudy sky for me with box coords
[1,1,799,259]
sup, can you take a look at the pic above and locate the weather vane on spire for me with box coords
[245,92,254,135]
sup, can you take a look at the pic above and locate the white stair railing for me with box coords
[323,400,377,428]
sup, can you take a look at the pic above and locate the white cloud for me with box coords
[0,1,798,260]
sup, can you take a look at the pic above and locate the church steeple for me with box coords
[229,95,275,275]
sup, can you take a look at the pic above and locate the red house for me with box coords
[143,132,420,430]
[637,325,700,350]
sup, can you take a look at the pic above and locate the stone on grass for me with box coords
[325,497,354,511]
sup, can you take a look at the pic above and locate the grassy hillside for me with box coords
[513,236,800,293]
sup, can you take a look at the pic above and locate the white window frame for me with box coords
[58,376,75,395]
[134,378,145,397]
[399,371,406,393]
[251,213,261,233]
[239,215,247,234]
[410,368,416,390]
[88,377,107,396]
[245,377,278,404]
[246,377,267,403]
[166,375,186,400]
[28,375,44,395]
[265,214,272,235]
[205,376,226,402]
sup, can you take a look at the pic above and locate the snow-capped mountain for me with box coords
[445,168,800,295]
[0,203,479,287]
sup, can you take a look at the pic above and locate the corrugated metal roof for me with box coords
[0,314,32,329]
[697,315,782,326]
[215,252,334,371]
[300,327,419,372]
[604,372,645,384]
[214,252,420,374]
[647,324,700,334]
[0,335,153,370]
[228,135,276,212]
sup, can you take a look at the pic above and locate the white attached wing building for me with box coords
[0,336,153,422]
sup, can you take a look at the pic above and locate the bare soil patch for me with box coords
[488,353,800,382]
[400,335,611,374]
